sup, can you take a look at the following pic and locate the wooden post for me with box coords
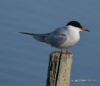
[46,51,73,86]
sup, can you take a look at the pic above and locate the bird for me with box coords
[19,21,89,54]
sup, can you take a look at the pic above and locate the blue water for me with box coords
[0,0,100,86]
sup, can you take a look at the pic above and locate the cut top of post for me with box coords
[50,51,73,57]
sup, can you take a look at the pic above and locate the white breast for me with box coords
[60,26,80,48]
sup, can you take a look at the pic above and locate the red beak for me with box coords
[81,28,90,32]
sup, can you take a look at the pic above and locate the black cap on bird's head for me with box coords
[66,21,82,28]
[66,21,90,32]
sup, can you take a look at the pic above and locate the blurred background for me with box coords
[0,0,100,86]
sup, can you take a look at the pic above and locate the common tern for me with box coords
[20,21,89,53]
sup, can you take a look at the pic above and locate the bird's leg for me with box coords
[65,50,72,54]
[61,49,65,54]
[60,49,72,54]
[61,49,63,54]
[61,49,72,55]
[61,49,67,54]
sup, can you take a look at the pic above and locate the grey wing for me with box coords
[20,26,68,48]
[45,27,67,47]
[20,32,50,42]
